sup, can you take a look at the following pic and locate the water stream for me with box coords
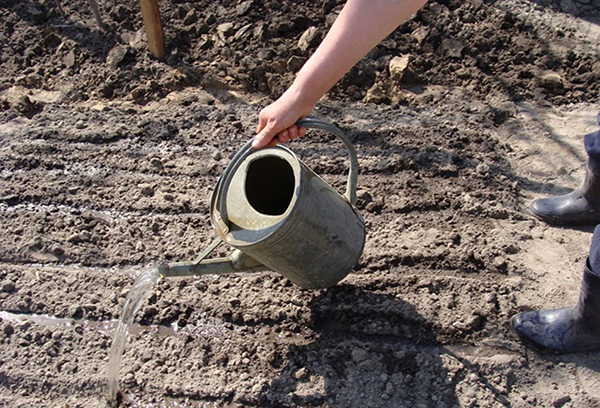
[107,266,162,407]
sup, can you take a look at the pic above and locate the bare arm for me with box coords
[253,0,428,149]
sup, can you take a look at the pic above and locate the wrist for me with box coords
[285,82,317,117]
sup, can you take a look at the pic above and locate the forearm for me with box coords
[253,0,428,149]
[291,0,428,107]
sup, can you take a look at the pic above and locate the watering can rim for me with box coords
[210,145,305,247]
[210,117,360,238]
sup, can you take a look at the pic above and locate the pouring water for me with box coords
[107,267,161,406]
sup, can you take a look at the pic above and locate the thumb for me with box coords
[253,123,277,150]
[256,114,267,134]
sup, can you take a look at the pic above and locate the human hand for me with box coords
[253,88,313,149]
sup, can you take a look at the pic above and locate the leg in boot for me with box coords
[530,128,600,225]
[510,225,600,353]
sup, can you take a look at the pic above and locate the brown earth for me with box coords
[1,0,600,407]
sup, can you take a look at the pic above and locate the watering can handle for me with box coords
[295,118,359,205]
[212,118,359,234]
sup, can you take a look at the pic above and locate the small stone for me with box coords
[63,50,76,67]
[16,321,31,331]
[364,83,387,104]
[13,95,37,114]
[150,158,163,169]
[130,87,145,100]
[51,246,65,256]
[234,24,253,42]
[385,381,395,396]
[253,24,266,41]
[553,396,571,407]
[257,49,274,60]
[412,26,430,44]
[205,14,216,25]
[67,234,82,244]
[351,349,369,363]
[476,163,489,175]
[107,45,129,69]
[538,70,563,89]
[3,323,15,337]
[298,27,320,52]
[441,38,464,58]
[217,23,235,39]
[493,256,507,269]
[183,9,198,25]
[468,373,480,382]
[236,0,253,16]
[389,55,411,80]
[294,367,308,380]
[358,359,378,371]
[287,55,305,72]
[1,281,16,293]
[123,373,136,385]
[45,345,58,357]
[140,184,154,196]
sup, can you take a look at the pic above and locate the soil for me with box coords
[1,0,600,407]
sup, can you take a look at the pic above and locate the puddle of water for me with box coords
[107,266,162,407]
[0,310,233,339]
[0,311,69,326]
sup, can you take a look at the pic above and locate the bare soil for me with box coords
[1,0,600,407]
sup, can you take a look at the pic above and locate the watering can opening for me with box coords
[245,156,295,216]
[214,147,303,247]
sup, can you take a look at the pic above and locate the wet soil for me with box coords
[1,0,600,407]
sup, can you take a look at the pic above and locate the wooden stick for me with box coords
[139,0,165,59]
[53,0,66,19]
[88,0,104,29]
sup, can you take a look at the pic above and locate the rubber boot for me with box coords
[529,130,600,225]
[510,259,600,353]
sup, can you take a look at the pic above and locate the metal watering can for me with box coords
[158,118,365,289]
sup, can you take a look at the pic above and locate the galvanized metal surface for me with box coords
[161,118,365,289]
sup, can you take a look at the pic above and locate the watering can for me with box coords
[157,118,365,289]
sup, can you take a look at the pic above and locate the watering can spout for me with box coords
[158,240,267,278]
